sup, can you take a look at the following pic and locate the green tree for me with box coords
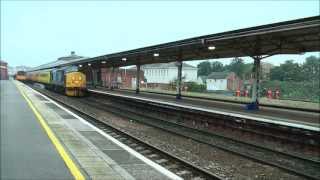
[282,60,303,81]
[270,66,285,81]
[302,56,320,84]
[243,63,253,80]
[197,61,212,76]
[211,61,224,72]
[266,56,320,102]
[225,57,246,79]
[270,60,303,81]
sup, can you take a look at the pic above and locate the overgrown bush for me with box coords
[261,80,320,102]
[185,82,206,93]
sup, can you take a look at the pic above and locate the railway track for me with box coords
[28,85,223,180]
[28,84,320,179]
[88,90,319,152]
[84,94,320,180]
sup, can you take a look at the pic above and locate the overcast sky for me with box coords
[1,1,319,67]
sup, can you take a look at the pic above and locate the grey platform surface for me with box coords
[0,80,73,179]
[13,81,177,180]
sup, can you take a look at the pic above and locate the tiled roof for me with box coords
[142,62,196,69]
[207,72,231,79]
[28,52,88,72]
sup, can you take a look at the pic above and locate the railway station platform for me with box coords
[1,80,181,180]
[89,88,319,130]
[1,80,74,179]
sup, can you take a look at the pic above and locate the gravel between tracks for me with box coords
[41,89,306,180]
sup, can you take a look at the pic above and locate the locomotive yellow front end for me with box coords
[65,72,86,96]
[15,71,27,81]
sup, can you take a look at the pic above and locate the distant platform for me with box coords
[1,80,181,180]
[88,88,320,131]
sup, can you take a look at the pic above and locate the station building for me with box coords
[142,62,197,84]
[206,72,241,91]
[0,60,9,80]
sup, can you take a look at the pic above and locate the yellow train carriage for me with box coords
[65,72,86,96]
[26,71,36,82]
[26,72,34,81]
[37,71,51,84]
[27,71,38,82]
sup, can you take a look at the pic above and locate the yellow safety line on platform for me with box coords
[15,82,85,180]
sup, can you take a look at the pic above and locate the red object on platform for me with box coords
[267,89,272,99]
[244,90,249,97]
[236,89,240,97]
[275,89,280,99]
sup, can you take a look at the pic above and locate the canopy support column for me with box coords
[176,61,182,99]
[110,67,114,90]
[90,67,95,87]
[136,64,140,94]
[251,57,261,106]
[92,69,95,87]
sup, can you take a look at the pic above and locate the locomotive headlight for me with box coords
[208,46,216,50]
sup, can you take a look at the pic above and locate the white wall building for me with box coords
[206,72,240,91]
[141,62,197,84]
[207,78,227,91]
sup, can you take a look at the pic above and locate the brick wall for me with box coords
[101,68,144,89]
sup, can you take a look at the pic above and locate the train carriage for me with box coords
[51,68,65,92]
[26,65,86,97]
[38,70,51,84]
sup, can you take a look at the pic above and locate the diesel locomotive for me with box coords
[15,71,27,81]
[25,66,86,96]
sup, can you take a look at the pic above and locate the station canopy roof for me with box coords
[29,15,320,71]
